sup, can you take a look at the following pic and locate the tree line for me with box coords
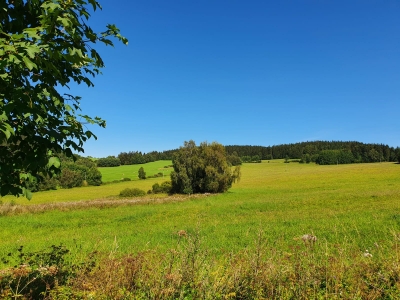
[225,141,400,164]
[97,141,400,167]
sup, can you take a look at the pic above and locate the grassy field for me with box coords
[0,161,174,206]
[0,161,399,253]
[99,160,173,182]
[0,161,399,298]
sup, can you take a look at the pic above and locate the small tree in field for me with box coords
[138,167,146,180]
[170,140,241,194]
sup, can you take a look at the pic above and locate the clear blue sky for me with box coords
[73,0,400,157]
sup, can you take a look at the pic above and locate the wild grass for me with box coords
[0,161,399,298]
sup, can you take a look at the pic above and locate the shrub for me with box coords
[138,167,146,180]
[160,181,172,193]
[59,169,83,189]
[119,188,146,197]
[152,183,161,193]
[152,182,171,194]
[122,178,131,181]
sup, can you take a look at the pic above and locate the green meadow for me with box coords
[0,161,399,255]
[99,160,173,182]
[1,161,399,298]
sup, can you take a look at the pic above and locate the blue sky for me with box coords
[73,0,400,157]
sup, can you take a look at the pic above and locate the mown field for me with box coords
[0,161,399,298]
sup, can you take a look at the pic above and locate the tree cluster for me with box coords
[27,155,102,192]
[96,156,121,167]
[170,141,241,194]
[117,150,174,165]
[241,155,262,163]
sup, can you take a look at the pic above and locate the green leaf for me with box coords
[9,54,21,64]
[25,45,40,59]
[23,56,37,70]
[47,157,61,169]
[21,188,33,200]
[41,2,60,12]
[0,122,14,140]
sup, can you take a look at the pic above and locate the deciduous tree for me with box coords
[0,0,127,198]
[170,140,241,194]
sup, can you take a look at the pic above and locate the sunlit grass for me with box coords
[0,161,399,262]
[99,160,173,182]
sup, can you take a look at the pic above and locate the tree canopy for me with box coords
[0,0,127,198]
[170,140,241,194]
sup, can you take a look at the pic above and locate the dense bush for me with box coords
[119,188,146,197]
[59,168,84,189]
[151,181,172,194]
[97,156,121,167]
[170,141,241,194]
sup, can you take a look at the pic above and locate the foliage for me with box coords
[225,141,398,163]
[241,155,261,163]
[170,141,241,194]
[299,153,311,164]
[58,168,83,189]
[138,167,146,180]
[97,156,121,167]
[0,0,127,198]
[151,181,172,194]
[227,151,242,166]
[0,244,77,299]
[119,188,146,197]
[118,150,176,165]
[25,173,58,192]
[59,156,102,187]
[315,149,355,165]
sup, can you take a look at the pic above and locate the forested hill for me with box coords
[225,141,399,163]
[97,141,399,167]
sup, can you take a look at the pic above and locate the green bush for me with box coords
[59,168,83,189]
[160,181,172,193]
[119,188,146,197]
[152,183,161,193]
[171,141,241,194]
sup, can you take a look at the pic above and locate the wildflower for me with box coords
[363,250,372,257]
[301,234,317,247]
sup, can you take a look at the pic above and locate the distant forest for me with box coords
[96,141,400,167]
